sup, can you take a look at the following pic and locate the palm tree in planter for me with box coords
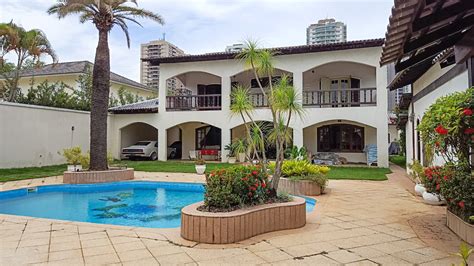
[48,0,164,170]
[236,40,303,190]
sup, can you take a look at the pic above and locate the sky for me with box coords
[1,0,393,82]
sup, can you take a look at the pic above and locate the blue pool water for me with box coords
[0,181,316,228]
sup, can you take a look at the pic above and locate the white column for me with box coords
[221,127,231,162]
[292,126,304,148]
[376,65,389,168]
[158,127,167,161]
[158,73,167,114]
[221,75,231,114]
[291,71,304,148]
[292,71,304,105]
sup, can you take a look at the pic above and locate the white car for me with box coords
[122,141,158,160]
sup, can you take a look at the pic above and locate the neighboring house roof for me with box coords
[109,98,159,114]
[380,0,474,90]
[144,39,385,65]
[7,61,152,91]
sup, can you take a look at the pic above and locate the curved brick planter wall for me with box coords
[181,197,306,244]
[278,177,322,196]
[447,210,474,245]
[63,168,134,184]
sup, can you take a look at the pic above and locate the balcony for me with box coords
[303,88,376,107]
[166,94,222,111]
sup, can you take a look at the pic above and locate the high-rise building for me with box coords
[140,40,185,91]
[306,18,347,45]
[225,43,245,53]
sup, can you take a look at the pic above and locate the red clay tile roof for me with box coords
[143,39,385,65]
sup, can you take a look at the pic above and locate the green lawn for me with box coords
[326,166,390,181]
[0,160,390,182]
[389,155,407,169]
[0,164,66,182]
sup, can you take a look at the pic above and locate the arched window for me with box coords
[318,124,364,152]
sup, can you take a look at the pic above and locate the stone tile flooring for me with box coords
[0,165,472,265]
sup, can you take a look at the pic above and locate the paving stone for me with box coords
[254,248,293,262]
[48,249,83,261]
[84,253,120,264]
[118,248,154,262]
[325,250,364,264]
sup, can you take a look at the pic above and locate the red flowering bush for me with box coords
[421,166,446,194]
[418,88,473,224]
[418,88,473,165]
[439,166,473,224]
[202,165,274,211]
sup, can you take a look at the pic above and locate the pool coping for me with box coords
[0,176,327,246]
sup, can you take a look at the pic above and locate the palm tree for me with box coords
[48,0,164,170]
[0,22,57,101]
[236,41,303,190]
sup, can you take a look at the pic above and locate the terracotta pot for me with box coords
[195,164,206,174]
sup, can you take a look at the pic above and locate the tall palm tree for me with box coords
[0,22,57,101]
[48,0,164,170]
[236,41,303,190]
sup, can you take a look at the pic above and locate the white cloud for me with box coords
[1,0,393,82]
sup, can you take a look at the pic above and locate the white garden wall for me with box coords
[0,102,112,168]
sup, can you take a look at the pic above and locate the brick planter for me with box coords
[446,210,474,245]
[181,197,306,244]
[63,168,134,184]
[278,177,322,196]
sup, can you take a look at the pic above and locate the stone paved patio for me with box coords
[0,165,472,265]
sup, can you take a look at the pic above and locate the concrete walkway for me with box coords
[0,167,472,265]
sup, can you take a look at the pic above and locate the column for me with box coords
[158,127,167,161]
[220,127,231,162]
[376,65,389,167]
[221,75,231,114]
[158,73,167,114]
[292,126,304,148]
[292,71,304,105]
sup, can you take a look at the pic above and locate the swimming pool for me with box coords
[0,181,316,228]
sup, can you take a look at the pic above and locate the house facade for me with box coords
[380,0,474,169]
[110,39,390,167]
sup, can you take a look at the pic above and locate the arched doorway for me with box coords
[119,122,158,160]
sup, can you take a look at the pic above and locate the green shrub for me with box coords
[269,160,330,191]
[439,166,473,224]
[62,146,83,165]
[203,165,272,211]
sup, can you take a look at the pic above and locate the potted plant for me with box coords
[408,160,426,196]
[224,144,237,164]
[62,146,84,172]
[195,159,206,174]
[232,138,247,163]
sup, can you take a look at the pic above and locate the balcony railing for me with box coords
[249,93,269,108]
[303,88,376,107]
[166,94,221,111]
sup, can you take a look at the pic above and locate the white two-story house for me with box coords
[109,39,390,167]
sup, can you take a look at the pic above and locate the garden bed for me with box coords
[181,197,306,244]
[278,177,322,196]
[446,210,474,245]
[63,168,134,184]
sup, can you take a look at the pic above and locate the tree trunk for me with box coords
[89,29,110,171]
